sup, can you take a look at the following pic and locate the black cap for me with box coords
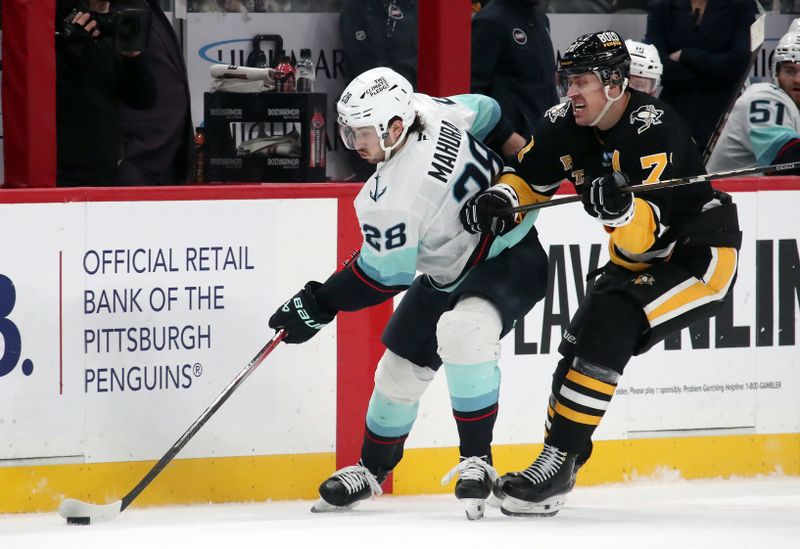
[300,48,312,58]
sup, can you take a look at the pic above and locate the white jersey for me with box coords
[707,82,800,171]
[352,94,536,289]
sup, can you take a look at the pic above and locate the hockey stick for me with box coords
[499,160,800,215]
[703,14,766,164]
[58,329,287,525]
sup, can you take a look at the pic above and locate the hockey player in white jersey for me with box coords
[707,23,800,171]
[625,39,662,95]
[268,67,548,519]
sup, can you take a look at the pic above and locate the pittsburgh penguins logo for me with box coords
[633,273,656,285]
[355,30,366,41]
[545,102,570,123]
[513,28,528,45]
[629,104,664,135]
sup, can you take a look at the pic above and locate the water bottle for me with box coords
[309,107,326,168]
[296,48,316,92]
[274,53,295,92]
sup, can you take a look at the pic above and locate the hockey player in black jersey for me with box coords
[461,30,741,517]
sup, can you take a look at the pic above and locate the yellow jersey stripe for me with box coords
[517,137,535,162]
[566,369,616,396]
[608,198,657,254]
[496,173,550,208]
[608,241,651,271]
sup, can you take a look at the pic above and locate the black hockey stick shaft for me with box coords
[703,14,766,164]
[119,329,286,511]
[500,160,800,216]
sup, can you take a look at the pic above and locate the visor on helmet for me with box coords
[557,70,605,97]
[338,121,381,151]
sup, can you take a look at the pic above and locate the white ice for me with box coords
[2,476,799,549]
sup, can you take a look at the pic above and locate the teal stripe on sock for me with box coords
[444,361,500,412]
[365,390,418,438]
[449,391,500,412]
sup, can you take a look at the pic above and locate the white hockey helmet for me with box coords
[772,26,800,84]
[625,39,663,93]
[337,67,416,160]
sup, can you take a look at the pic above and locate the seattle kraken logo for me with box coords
[369,174,387,202]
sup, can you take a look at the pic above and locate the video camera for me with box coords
[59,0,152,53]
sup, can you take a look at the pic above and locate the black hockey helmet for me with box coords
[558,30,631,91]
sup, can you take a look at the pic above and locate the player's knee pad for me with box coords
[436,296,502,365]
[367,351,433,438]
[373,349,435,404]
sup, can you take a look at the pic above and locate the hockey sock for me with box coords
[544,356,572,440]
[361,427,407,475]
[362,389,417,473]
[546,357,619,455]
[545,292,644,454]
[445,360,500,459]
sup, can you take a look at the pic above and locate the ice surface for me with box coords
[1,476,798,549]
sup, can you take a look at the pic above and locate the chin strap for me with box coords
[380,124,411,161]
[589,78,629,127]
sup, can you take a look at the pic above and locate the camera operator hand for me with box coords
[67,11,101,40]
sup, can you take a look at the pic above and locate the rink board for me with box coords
[0,181,798,512]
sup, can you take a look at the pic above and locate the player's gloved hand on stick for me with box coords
[269,281,336,344]
[460,184,520,236]
[582,171,635,226]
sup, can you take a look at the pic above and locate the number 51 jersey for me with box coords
[352,95,537,291]
[707,82,800,171]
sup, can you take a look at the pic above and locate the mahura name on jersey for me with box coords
[426,119,463,183]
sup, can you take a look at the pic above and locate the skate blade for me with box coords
[486,493,503,509]
[461,498,486,520]
[310,498,359,513]
[500,494,565,517]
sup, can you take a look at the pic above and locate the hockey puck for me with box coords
[66,516,91,525]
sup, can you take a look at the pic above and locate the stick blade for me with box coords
[58,498,123,524]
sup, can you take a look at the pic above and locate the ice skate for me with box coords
[441,456,499,520]
[500,444,577,517]
[310,461,385,513]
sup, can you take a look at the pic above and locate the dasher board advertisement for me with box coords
[0,188,797,466]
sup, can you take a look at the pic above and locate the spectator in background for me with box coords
[645,0,756,153]
[707,22,800,171]
[625,38,664,95]
[56,0,155,186]
[339,0,417,87]
[339,0,417,180]
[471,0,558,156]
[116,0,195,186]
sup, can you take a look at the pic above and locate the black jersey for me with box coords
[505,89,714,271]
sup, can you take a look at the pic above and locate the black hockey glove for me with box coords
[460,184,520,236]
[582,171,635,227]
[268,281,336,344]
